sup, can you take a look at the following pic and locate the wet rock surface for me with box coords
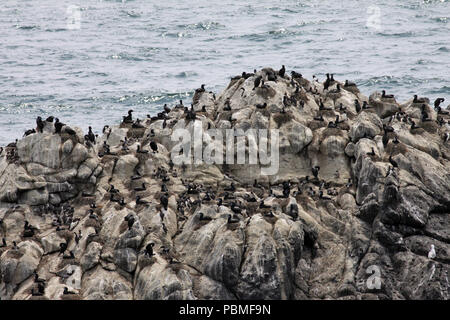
[0,68,449,300]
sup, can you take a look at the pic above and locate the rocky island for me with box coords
[0,68,449,300]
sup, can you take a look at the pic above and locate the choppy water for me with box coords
[0,0,449,145]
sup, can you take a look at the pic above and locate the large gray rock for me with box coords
[1,70,449,301]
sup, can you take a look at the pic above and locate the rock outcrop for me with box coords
[1,68,449,300]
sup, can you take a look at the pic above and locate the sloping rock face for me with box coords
[1,130,101,206]
[1,68,449,300]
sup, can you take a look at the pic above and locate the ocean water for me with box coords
[0,0,449,145]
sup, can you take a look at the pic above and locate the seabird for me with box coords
[54,118,64,134]
[132,119,145,128]
[344,80,356,87]
[75,232,81,244]
[329,84,341,94]
[253,76,262,90]
[0,238,6,247]
[24,128,36,137]
[382,132,389,147]
[64,126,77,135]
[36,116,44,133]
[264,211,275,218]
[410,120,421,131]
[323,73,331,90]
[63,287,76,295]
[196,84,205,94]
[150,141,158,153]
[389,155,398,168]
[385,165,393,177]
[383,124,394,133]
[198,212,212,221]
[137,144,149,154]
[318,190,331,200]
[175,100,184,109]
[319,99,326,110]
[313,114,324,122]
[23,220,36,237]
[160,193,169,210]
[123,109,133,123]
[434,98,445,109]
[227,214,240,224]
[145,243,155,257]
[381,90,394,99]
[87,126,95,144]
[327,121,337,128]
[34,271,45,284]
[109,184,119,194]
[267,71,277,82]
[444,132,449,143]
[366,147,376,157]
[224,182,236,192]
[291,71,302,79]
[243,72,254,79]
[58,242,68,256]
[278,65,286,77]
[63,250,75,260]
[355,100,361,113]
[32,282,45,296]
[136,195,149,205]
[259,200,270,209]
[231,202,242,215]
[223,99,232,111]
[127,216,135,229]
[312,166,320,179]
[413,95,427,104]
[362,101,370,109]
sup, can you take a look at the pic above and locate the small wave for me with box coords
[433,17,448,23]
[416,59,431,65]
[114,91,193,106]
[376,31,415,37]
[180,21,225,31]
[45,28,67,32]
[360,75,426,87]
[60,53,75,61]
[240,28,300,42]
[160,31,192,39]
[107,53,143,61]
[426,86,450,95]
[269,28,288,35]
[121,10,141,18]
[15,25,39,30]
[175,71,199,78]
[437,46,449,52]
